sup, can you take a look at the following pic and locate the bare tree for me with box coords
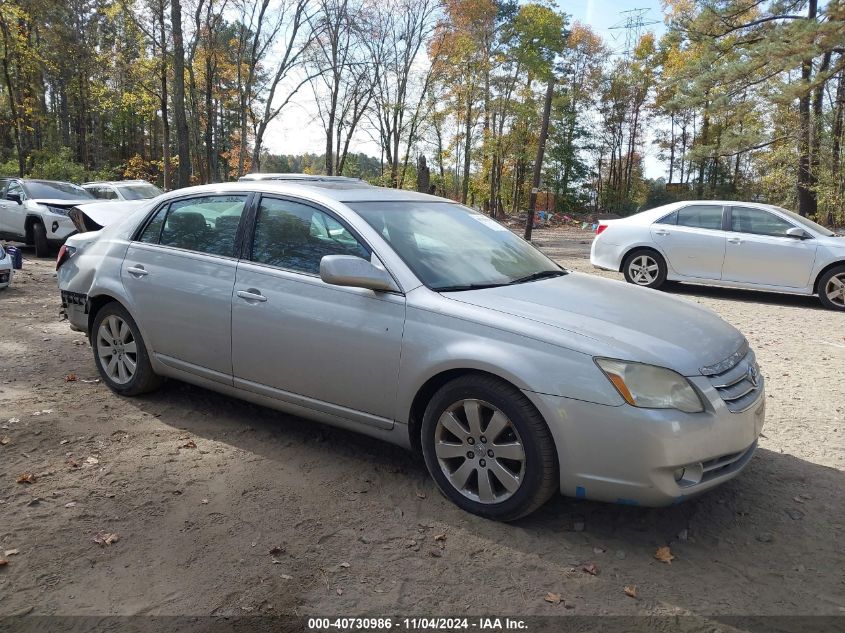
[365,0,439,187]
[306,0,376,175]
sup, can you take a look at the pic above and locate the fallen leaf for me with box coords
[201,498,209,504]
[336,588,343,595]
[65,373,78,382]
[67,459,81,470]
[60,439,69,445]
[7,418,19,424]
[280,574,293,580]
[624,585,638,598]
[581,563,599,576]
[544,592,562,605]
[416,491,426,499]
[654,546,675,564]
[0,559,8,567]
[180,440,197,449]
[93,531,120,546]
[4,549,19,556]
[434,532,447,542]
[64,502,77,508]
[16,472,37,484]
[85,456,99,465]
[339,562,350,568]
[0,436,10,445]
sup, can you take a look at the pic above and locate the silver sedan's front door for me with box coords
[231,196,405,425]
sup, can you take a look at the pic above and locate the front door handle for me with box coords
[727,238,742,244]
[236,289,267,303]
[126,265,149,277]
[654,230,670,236]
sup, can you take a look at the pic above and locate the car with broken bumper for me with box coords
[57,181,765,520]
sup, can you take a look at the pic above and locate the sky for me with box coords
[263,0,667,177]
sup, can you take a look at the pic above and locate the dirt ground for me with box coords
[1,230,843,626]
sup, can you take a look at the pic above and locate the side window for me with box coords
[87,187,104,199]
[656,210,678,225]
[251,197,370,275]
[140,195,247,257]
[0,180,8,197]
[139,206,168,244]
[731,207,794,237]
[99,187,118,200]
[676,205,723,230]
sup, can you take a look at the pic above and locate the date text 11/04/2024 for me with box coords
[307,617,529,630]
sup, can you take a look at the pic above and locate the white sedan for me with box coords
[591,201,845,310]
[0,243,12,289]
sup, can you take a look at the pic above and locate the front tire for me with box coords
[421,374,558,521]
[32,221,50,258]
[91,302,162,396]
[622,248,667,289]
[818,265,845,311]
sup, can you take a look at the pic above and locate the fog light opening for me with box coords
[673,463,703,488]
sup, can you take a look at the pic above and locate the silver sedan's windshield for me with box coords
[349,201,564,291]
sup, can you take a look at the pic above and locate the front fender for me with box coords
[395,303,624,424]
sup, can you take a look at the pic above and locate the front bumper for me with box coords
[0,256,11,288]
[524,378,765,506]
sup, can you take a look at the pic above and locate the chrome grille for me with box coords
[702,346,763,413]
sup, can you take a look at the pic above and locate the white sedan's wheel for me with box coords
[819,266,845,311]
[622,249,667,289]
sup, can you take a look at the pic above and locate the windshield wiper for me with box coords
[435,282,511,292]
[508,269,567,285]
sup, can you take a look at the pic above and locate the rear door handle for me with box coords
[126,265,149,277]
[654,230,670,236]
[727,238,742,244]
[236,289,267,303]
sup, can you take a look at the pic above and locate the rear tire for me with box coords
[91,302,162,396]
[622,248,667,289]
[32,221,50,258]
[818,265,845,311]
[420,374,558,521]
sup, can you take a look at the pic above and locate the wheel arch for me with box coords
[618,244,666,273]
[813,260,845,294]
[87,293,130,338]
[24,214,43,245]
[407,368,552,455]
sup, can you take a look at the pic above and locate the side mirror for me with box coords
[320,255,398,292]
[786,227,809,239]
[6,192,21,204]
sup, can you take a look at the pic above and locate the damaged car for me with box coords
[57,181,765,520]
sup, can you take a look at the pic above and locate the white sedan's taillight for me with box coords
[596,223,608,235]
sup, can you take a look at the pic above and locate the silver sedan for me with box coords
[57,181,764,520]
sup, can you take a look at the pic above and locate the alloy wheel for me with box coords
[825,273,845,307]
[628,255,659,285]
[434,399,526,504]
[96,315,138,385]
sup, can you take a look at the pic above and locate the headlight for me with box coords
[595,358,704,413]
[46,205,69,216]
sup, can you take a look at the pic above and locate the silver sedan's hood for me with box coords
[444,272,745,376]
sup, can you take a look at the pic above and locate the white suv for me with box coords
[0,179,94,257]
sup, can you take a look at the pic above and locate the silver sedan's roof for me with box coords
[159,180,445,205]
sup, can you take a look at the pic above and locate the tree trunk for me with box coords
[171,0,191,188]
[523,77,555,242]
[797,0,818,217]
[460,96,473,204]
